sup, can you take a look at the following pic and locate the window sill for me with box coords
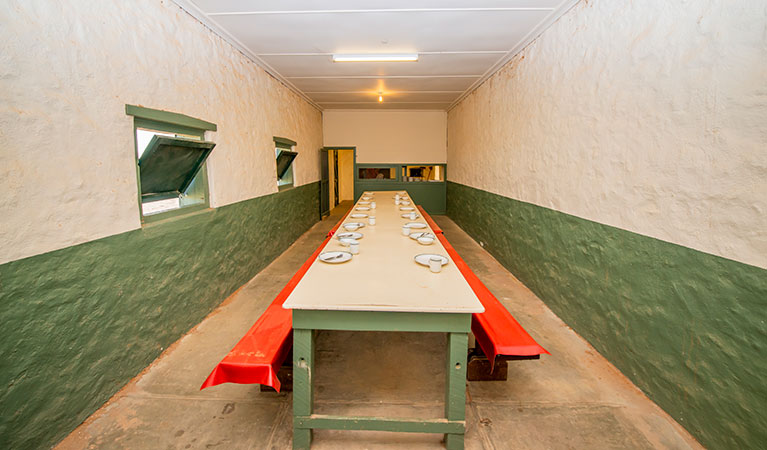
[141,203,213,226]
[278,183,295,192]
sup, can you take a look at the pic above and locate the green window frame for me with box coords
[274,136,298,191]
[126,105,217,223]
[401,164,446,182]
[354,163,404,182]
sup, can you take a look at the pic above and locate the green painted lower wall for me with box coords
[354,181,446,214]
[0,183,319,450]
[446,181,767,450]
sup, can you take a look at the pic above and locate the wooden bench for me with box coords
[200,212,350,392]
[417,206,549,380]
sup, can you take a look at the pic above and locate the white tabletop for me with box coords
[283,191,484,313]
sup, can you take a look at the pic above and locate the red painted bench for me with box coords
[417,206,548,378]
[202,204,545,391]
[200,211,350,392]
[417,205,442,234]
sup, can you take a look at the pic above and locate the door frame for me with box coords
[332,150,339,208]
[320,146,356,215]
[319,148,330,219]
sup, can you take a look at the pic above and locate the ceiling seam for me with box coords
[173,0,580,113]
[170,0,324,112]
[208,8,556,16]
[446,0,581,112]
[257,51,509,56]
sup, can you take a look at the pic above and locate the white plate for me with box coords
[399,206,415,211]
[350,213,368,218]
[401,213,420,219]
[409,232,435,240]
[405,222,427,229]
[356,206,370,211]
[339,238,359,246]
[319,251,353,264]
[336,232,363,240]
[361,197,372,201]
[343,222,366,230]
[358,201,371,204]
[401,201,411,206]
[414,253,448,267]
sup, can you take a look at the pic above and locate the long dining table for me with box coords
[282,190,484,449]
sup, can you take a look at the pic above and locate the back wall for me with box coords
[323,110,447,163]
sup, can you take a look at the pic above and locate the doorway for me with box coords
[320,147,355,218]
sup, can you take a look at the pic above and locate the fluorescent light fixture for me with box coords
[332,53,418,63]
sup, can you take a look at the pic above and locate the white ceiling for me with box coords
[173,0,579,110]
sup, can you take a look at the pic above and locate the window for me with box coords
[274,137,298,190]
[126,105,217,221]
[358,167,396,179]
[401,165,444,182]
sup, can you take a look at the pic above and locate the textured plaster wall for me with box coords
[0,0,323,266]
[323,110,447,164]
[447,0,767,269]
[447,182,767,450]
[0,184,319,450]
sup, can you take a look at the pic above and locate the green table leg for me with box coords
[290,310,472,449]
[293,328,315,449]
[445,332,468,450]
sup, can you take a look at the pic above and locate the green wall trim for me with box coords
[353,163,447,214]
[446,181,767,450]
[273,136,297,148]
[0,183,319,449]
[355,180,446,215]
[125,104,217,131]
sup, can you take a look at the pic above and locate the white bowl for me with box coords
[343,224,360,231]
[417,236,435,245]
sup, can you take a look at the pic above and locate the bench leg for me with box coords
[466,346,540,381]
[293,328,314,449]
[467,353,509,381]
[445,332,468,450]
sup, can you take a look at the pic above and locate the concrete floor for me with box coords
[56,206,702,450]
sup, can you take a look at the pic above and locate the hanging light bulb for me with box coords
[378,94,383,103]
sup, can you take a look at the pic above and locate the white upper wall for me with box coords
[0,0,322,265]
[323,111,446,163]
[448,0,767,269]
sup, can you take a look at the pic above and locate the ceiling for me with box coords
[173,0,579,111]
